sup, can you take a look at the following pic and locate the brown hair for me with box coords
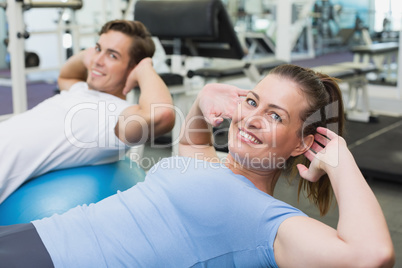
[270,64,345,216]
[99,20,155,68]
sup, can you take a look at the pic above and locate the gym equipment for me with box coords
[135,0,245,67]
[351,42,399,85]
[3,38,40,68]
[311,62,377,122]
[18,0,82,9]
[312,1,366,55]
[186,57,285,82]
[0,0,82,9]
[135,0,285,82]
[24,51,40,67]
[3,0,83,116]
[0,158,145,225]
[244,32,275,57]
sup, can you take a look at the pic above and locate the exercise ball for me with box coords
[0,158,146,225]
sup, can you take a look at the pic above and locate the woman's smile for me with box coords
[238,128,263,145]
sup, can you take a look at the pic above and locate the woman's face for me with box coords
[228,74,310,171]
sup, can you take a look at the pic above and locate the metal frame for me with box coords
[6,0,28,114]
[276,0,315,62]
[22,0,82,9]
[3,0,83,117]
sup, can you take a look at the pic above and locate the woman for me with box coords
[0,64,395,267]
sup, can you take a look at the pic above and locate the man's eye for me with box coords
[246,98,257,107]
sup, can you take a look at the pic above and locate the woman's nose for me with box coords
[244,111,264,129]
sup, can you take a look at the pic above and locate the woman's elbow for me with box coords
[375,246,395,268]
[361,244,395,268]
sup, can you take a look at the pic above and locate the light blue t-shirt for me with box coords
[33,156,306,267]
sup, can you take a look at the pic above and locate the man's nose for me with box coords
[94,52,105,66]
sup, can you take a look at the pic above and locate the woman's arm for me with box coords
[274,127,395,267]
[179,83,248,160]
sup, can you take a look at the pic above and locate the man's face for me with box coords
[86,30,133,99]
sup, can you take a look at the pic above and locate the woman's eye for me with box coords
[110,53,117,59]
[246,98,257,107]
[270,113,282,122]
[95,46,100,52]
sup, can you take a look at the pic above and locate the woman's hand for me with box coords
[297,127,347,182]
[198,83,249,127]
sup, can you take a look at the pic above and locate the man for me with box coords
[0,20,175,203]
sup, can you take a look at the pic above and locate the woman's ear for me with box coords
[290,134,314,157]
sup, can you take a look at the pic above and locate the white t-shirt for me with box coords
[0,82,131,203]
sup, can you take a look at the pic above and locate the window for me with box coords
[374,0,402,31]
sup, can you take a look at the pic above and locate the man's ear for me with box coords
[290,134,314,157]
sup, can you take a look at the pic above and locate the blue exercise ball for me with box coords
[0,158,145,225]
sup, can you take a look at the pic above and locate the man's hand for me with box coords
[122,58,154,95]
[83,47,96,70]
[58,49,91,91]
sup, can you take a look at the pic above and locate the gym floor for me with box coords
[1,51,402,266]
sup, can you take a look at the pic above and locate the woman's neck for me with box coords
[224,153,281,196]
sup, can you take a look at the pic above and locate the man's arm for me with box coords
[58,49,91,91]
[115,58,175,145]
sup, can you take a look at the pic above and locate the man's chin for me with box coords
[87,81,101,91]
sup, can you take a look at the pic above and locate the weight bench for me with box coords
[135,0,244,71]
[244,32,276,58]
[187,58,287,82]
[351,42,398,84]
[312,62,377,123]
[186,57,287,83]
[135,0,286,84]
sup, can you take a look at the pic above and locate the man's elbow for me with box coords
[153,108,175,137]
